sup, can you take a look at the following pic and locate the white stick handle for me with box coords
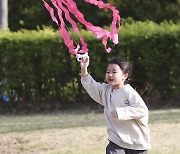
[76,53,88,62]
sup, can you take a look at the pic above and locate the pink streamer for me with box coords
[42,0,120,55]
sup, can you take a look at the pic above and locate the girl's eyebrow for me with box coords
[106,69,117,71]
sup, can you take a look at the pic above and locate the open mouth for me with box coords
[108,78,113,82]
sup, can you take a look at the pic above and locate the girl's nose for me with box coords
[109,73,112,77]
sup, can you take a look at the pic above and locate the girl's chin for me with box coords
[107,82,114,86]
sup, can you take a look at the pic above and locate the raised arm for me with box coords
[80,56,107,106]
[80,55,89,77]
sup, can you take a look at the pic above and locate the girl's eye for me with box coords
[113,72,117,73]
[106,71,109,73]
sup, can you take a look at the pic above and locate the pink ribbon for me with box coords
[42,0,120,55]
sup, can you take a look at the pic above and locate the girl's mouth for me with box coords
[108,78,113,82]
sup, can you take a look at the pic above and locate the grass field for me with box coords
[0,109,180,154]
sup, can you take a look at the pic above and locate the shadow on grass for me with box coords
[0,108,180,134]
[149,109,180,124]
[0,109,105,134]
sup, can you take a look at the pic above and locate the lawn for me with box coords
[0,109,180,154]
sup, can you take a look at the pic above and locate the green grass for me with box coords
[0,111,105,133]
[149,109,180,124]
[0,109,180,154]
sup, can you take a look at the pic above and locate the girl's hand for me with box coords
[80,56,89,69]
[80,56,89,77]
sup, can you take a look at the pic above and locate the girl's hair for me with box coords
[109,57,148,98]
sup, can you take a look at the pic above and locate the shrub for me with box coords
[0,21,179,109]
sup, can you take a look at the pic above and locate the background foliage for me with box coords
[0,0,179,112]
[8,0,180,31]
[0,21,180,111]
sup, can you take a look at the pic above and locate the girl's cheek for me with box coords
[105,76,108,82]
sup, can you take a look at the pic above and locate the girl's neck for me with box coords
[112,84,125,89]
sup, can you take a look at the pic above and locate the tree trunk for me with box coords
[0,0,8,30]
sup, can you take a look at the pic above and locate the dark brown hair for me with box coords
[109,57,148,98]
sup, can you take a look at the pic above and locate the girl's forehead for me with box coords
[107,64,121,70]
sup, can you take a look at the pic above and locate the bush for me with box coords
[0,21,179,109]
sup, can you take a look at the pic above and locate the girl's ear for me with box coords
[123,73,129,80]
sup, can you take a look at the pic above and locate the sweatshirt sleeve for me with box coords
[116,85,148,121]
[81,74,107,106]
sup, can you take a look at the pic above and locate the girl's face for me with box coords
[105,64,128,89]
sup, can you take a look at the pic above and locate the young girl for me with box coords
[80,56,151,154]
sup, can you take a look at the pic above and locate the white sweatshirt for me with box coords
[81,74,151,150]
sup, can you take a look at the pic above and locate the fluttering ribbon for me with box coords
[42,0,120,58]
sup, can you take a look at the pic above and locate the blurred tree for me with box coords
[0,0,8,30]
[8,0,53,31]
[8,0,112,31]
[8,0,180,31]
[109,0,180,23]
